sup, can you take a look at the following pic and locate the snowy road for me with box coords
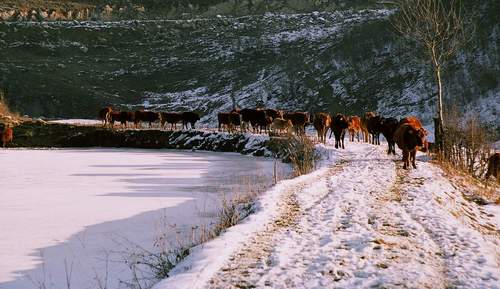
[158,142,500,289]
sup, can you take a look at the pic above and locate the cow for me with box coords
[98,107,112,126]
[366,113,383,145]
[313,112,331,144]
[399,116,428,152]
[485,153,500,183]
[265,109,283,121]
[394,123,426,169]
[255,116,273,134]
[360,112,376,143]
[399,116,424,130]
[160,112,183,130]
[270,118,293,135]
[283,112,310,135]
[218,112,233,132]
[330,113,348,149]
[379,117,399,155]
[1,126,13,148]
[229,112,241,132]
[347,115,362,142]
[182,111,200,130]
[109,111,122,127]
[238,109,267,133]
[119,111,135,128]
[134,111,160,128]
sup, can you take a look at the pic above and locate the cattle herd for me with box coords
[95,106,500,174]
[99,107,201,130]
[99,107,434,170]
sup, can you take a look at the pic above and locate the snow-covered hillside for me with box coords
[1,0,498,130]
[155,141,500,289]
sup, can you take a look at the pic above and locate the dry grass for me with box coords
[283,134,318,176]
[436,159,500,204]
[0,90,23,125]
[122,175,272,288]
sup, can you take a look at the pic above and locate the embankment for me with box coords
[9,120,287,157]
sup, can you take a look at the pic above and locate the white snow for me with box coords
[153,145,343,289]
[0,149,286,289]
[48,119,102,125]
[155,141,500,289]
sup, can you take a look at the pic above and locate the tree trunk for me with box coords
[433,58,444,152]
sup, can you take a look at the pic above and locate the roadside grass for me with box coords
[434,108,499,202]
[436,160,500,205]
[284,134,319,176]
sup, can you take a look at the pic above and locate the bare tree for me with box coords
[391,0,469,148]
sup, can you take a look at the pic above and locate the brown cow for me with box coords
[347,115,361,142]
[1,126,13,147]
[399,116,424,130]
[330,114,348,149]
[265,109,283,121]
[399,116,428,152]
[283,112,309,135]
[313,112,331,144]
[360,112,376,142]
[119,111,135,128]
[485,153,500,183]
[160,112,183,130]
[394,123,426,169]
[135,111,160,128]
[217,112,240,132]
[109,111,122,127]
[182,111,200,130]
[98,107,112,126]
[270,118,293,135]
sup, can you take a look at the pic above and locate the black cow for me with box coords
[330,113,348,149]
[182,111,200,129]
[380,117,399,155]
[160,112,183,130]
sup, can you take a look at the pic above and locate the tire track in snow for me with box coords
[397,160,500,289]
[254,144,449,288]
[207,162,347,289]
[204,143,498,289]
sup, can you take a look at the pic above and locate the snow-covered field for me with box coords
[0,148,288,289]
[156,141,500,289]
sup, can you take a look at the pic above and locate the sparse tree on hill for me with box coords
[391,0,470,149]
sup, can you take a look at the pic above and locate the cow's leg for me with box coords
[402,150,409,169]
[411,150,417,169]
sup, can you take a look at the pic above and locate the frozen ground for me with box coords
[48,119,102,125]
[0,149,289,289]
[156,141,500,289]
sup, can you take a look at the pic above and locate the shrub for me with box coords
[283,134,318,176]
[438,106,497,179]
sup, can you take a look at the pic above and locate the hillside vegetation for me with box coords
[0,0,498,131]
